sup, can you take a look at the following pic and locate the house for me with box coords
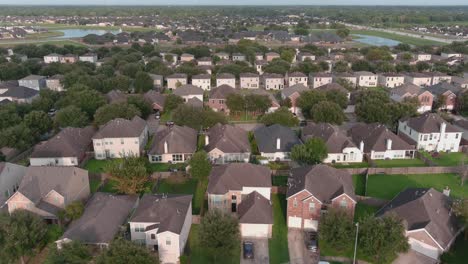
[425,82,460,111]
[6,167,90,222]
[93,116,148,159]
[255,60,267,75]
[148,74,164,89]
[309,73,332,88]
[204,123,250,164]
[287,72,308,87]
[415,53,432,61]
[46,74,64,92]
[214,52,229,60]
[144,90,166,112]
[173,84,204,102]
[255,52,264,61]
[0,162,26,205]
[166,73,188,90]
[265,52,280,62]
[441,52,462,59]
[297,52,315,62]
[281,84,309,115]
[180,53,195,62]
[302,123,363,163]
[239,73,260,89]
[197,57,212,66]
[453,119,468,144]
[30,126,95,167]
[44,53,61,64]
[232,53,246,61]
[431,72,452,85]
[79,53,98,64]
[207,84,236,113]
[216,73,236,88]
[451,76,468,89]
[254,124,301,161]
[406,73,432,87]
[348,123,415,160]
[56,193,138,248]
[59,54,78,64]
[238,191,273,238]
[129,194,192,263]
[191,74,211,90]
[398,113,462,152]
[378,73,405,88]
[263,73,284,90]
[334,73,357,88]
[0,85,39,103]
[286,164,356,230]
[18,75,46,90]
[355,71,378,87]
[390,83,434,113]
[376,188,461,260]
[148,125,197,163]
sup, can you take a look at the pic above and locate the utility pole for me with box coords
[353,222,359,264]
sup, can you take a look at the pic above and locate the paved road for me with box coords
[288,229,318,264]
[240,238,269,264]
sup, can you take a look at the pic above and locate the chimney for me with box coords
[440,122,447,135]
[386,139,392,150]
[205,135,209,146]
[359,141,364,152]
[276,137,281,150]
[443,186,451,197]
[163,141,168,154]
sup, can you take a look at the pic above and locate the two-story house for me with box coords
[204,123,251,164]
[216,73,236,88]
[79,53,98,64]
[355,71,378,87]
[239,73,260,89]
[191,74,211,91]
[0,162,26,205]
[406,73,432,87]
[281,84,309,115]
[310,73,333,88]
[166,73,188,90]
[378,73,405,88]
[263,73,285,90]
[287,72,308,87]
[173,84,204,103]
[44,53,61,64]
[46,74,64,92]
[254,124,301,161]
[18,75,46,90]
[390,83,434,113]
[425,82,461,111]
[148,125,197,163]
[334,73,358,88]
[207,84,236,113]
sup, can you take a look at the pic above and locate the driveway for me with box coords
[240,238,269,264]
[288,229,319,264]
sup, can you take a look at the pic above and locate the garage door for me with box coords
[304,219,318,230]
[241,224,270,238]
[288,216,302,228]
[409,238,439,260]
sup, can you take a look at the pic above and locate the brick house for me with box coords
[390,83,434,113]
[281,84,309,115]
[206,84,236,113]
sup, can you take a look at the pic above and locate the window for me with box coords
[151,234,156,240]
[166,238,171,245]
[423,135,428,141]
[340,199,348,208]
[151,155,162,162]
[121,139,124,144]
[456,133,459,139]
[293,199,298,207]
[309,202,315,212]
[134,224,145,232]
[95,143,101,146]
[172,154,183,162]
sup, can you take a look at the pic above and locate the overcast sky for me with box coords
[0,0,467,5]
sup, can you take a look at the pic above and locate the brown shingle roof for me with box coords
[210,84,236,99]
[402,113,460,133]
[302,123,356,153]
[205,123,250,154]
[238,191,273,224]
[149,125,197,155]
[93,116,146,139]
[348,123,414,152]
[207,163,271,194]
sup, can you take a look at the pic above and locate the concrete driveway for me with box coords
[240,238,269,264]
[288,229,319,264]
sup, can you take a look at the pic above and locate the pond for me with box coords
[54,29,121,39]
[352,34,401,47]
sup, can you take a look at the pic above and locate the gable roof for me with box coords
[315,83,348,94]
[205,123,250,154]
[148,125,197,155]
[391,83,427,98]
[210,84,236,99]
[93,116,146,139]
[402,113,460,133]
[287,164,355,202]
[173,84,204,96]
[348,123,414,152]
[130,194,192,234]
[425,82,461,96]
[281,84,309,98]
[144,90,166,107]
[207,163,271,194]
[238,191,273,224]
[0,86,39,99]
[302,123,357,153]
[376,188,461,249]
[105,90,128,103]
[254,124,301,153]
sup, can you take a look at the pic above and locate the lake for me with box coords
[352,34,401,47]
[54,29,122,39]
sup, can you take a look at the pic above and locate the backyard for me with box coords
[440,232,468,264]
[354,202,380,222]
[352,174,366,196]
[421,152,468,167]
[83,159,112,173]
[268,194,290,264]
[156,177,207,215]
[332,162,369,169]
[373,158,426,168]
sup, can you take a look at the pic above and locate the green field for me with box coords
[354,202,380,222]
[421,152,468,167]
[157,178,207,215]
[352,174,366,196]
[373,158,426,168]
[269,194,290,264]
[351,30,446,46]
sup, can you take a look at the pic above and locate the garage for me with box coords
[288,216,302,228]
[409,238,440,260]
[303,219,318,230]
[241,223,271,238]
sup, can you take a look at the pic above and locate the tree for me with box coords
[456,91,468,117]
[280,49,296,63]
[96,239,158,264]
[319,208,354,252]
[359,215,409,263]
[260,107,299,127]
[93,103,141,126]
[134,71,153,93]
[23,110,52,139]
[56,87,106,118]
[54,106,89,128]
[311,101,345,125]
[127,95,152,119]
[245,94,271,114]
[452,198,468,235]
[164,94,184,112]
[105,157,149,195]
[0,124,34,150]
[189,151,212,183]
[296,90,327,119]
[199,209,240,261]
[226,93,245,113]
[291,138,328,165]
[45,241,92,264]
[351,60,373,72]
[336,28,350,38]
[172,105,227,129]
[59,201,84,223]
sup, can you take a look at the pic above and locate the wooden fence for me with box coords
[340,166,460,175]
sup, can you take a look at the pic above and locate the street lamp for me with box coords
[353,222,359,264]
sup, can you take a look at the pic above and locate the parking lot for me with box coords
[240,238,269,264]
[288,229,319,264]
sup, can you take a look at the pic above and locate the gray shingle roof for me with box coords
[93,116,146,139]
[402,113,460,133]
[207,163,271,194]
[238,191,273,224]
[281,84,309,98]
[148,125,197,155]
[348,123,414,152]
[210,84,236,99]
[1,86,38,99]
[205,123,250,154]
[173,84,204,96]
[254,124,301,153]
[302,123,356,153]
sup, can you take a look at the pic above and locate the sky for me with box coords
[0,0,467,6]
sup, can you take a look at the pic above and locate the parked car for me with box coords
[166,121,174,126]
[305,231,318,252]
[155,112,160,119]
[243,241,254,259]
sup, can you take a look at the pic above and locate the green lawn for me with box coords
[421,152,468,167]
[83,159,113,173]
[354,202,380,222]
[332,162,369,169]
[272,175,288,187]
[351,29,445,46]
[269,194,290,264]
[156,178,207,215]
[374,158,426,168]
[440,232,468,264]
[146,162,187,172]
[352,174,366,196]
[227,112,259,123]
[100,179,119,193]
[89,178,102,193]
[367,173,468,200]
[160,111,172,122]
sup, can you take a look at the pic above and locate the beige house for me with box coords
[239,73,260,89]
[310,73,332,88]
[173,84,204,102]
[46,75,64,92]
[265,52,280,62]
[356,71,378,87]
[287,72,308,87]
[192,74,211,90]
[197,57,212,66]
[205,123,251,164]
[378,73,405,88]
[216,73,236,88]
[180,53,195,62]
[406,73,432,87]
[0,162,26,205]
[263,73,284,90]
[166,73,188,90]
[148,125,197,163]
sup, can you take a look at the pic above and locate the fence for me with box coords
[340,166,460,175]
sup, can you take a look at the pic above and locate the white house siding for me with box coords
[29,157,78,167]
[357,75,378,87]
[158,231,180,264]
[240,78,259,89]
[324,148,363,163]
[216,79,236,88]
[0,163,26,204]
[181,94,203,103]
[79,56,98,64]
[260,152,290,161]
[408,237,440,260]
[149,153,192,164]
[240,224,271,238]
[167,78,187,90]
[207,148,250,164]
[192,79,211,90]
[264,79,284,90]
[311,77,332,88]
[398,122,461,152]
[44,56,60,64]
[242,187,271,200]
[288,216,302,228]
[370,150,408,160]
[288,77,308,87]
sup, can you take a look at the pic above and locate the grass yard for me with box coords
[354,202,380,222]
[421,152,468,167]
[352,174,366,196]
[374,158,426,168]
[100,179,119,193]
[83,159,112,173]
[146,162,186,172]
[351,29,445,46]
[269,194,290,264]
[159,111,172,122]
[367,173,468,200]
[440,232,468,264]
[332,162,369,169]
[156,178,207,215]
[272,175,289,186]
[89,178,102,193]
[227,112,259,123]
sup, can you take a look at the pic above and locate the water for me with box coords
[352,34,401,47]
[54,29,121,39]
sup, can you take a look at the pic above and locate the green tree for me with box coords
[260,107,299,127]
[106,157,149,195]
[127,95,152,119]
[291,138,328,165]
[452,198,468,234]
[45,241,92,264]
[172,105,227,130]
[0,124,34,150]
[56,87,106,118]
[199,209,240,261]
[456,91,468,117]
[54,106,89,128]
[23,110,52,139]
[245,94,271,114]
[311,101,345,125]
[0,104,22,130]
[96,239,158,264]
[94,103,141,126]
[189,151,212,183]
[60,201,84,222]
[296,90,327,119]
[164,94,184,112]
[318,208,354,252]
[134,71,153,93]
[226,93,245,113]
[336,28,350,38]
[280,49,296,63]
[263,59,290,75]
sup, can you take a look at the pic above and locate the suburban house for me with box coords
[376,188,461,260]
[232,53,246,61]
[255,60,267,75]
[281,84,309,115]
[425,82,460,111]
[197,57,212,66]
[191,74,211,90]
[398,113,462,152]
[166,73,188,90]
[265,52,280,62]
[46,74,64,92]
[355,71,378,87]
[390,83,434,113]
[415,53,432,61]
[453,119,468,144]
[6,167,90,223]
[216,73,236,88]
[93,116,148,159]
[79,53,98,64]
[129,194,192,263]
[297,52,315,62]
[406,73,432,87]
[334,73,357,88]
[207,84,236,113]
[144,90,166,112]
[0,84,39,103]
[254,124,301,161]
[0,162,26,205]
[348,123,415,160]
[173,84,204,103]
[148,74,164,89]
[148,125,197,163]
[207,163,273,238]
[30,126,95,166]
[180,53,195,62]
[263,73,285,90]
[431,72,452,85]
[287,72,308,87]
[44,53,61,64]
[59,54,78,64]
[18,75,46,90]
[286,164,356,230]
[214,52,229,60]
[204,123,251,164]
[451,76,468,89]
[378,73,405,88]
[161,53,178,65]
[302,123,363,164]
[240,73,260,89]
[56,193,139,249]
[309,73,332,88]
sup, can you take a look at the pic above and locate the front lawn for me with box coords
[269,194,290,264]
[156,178,207,215]
[367,173,467,200]
[373,158,426,168]
[354,202,380,222]
[421,152,468,167]
[440,232,468,264]
[83,159,112,173]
